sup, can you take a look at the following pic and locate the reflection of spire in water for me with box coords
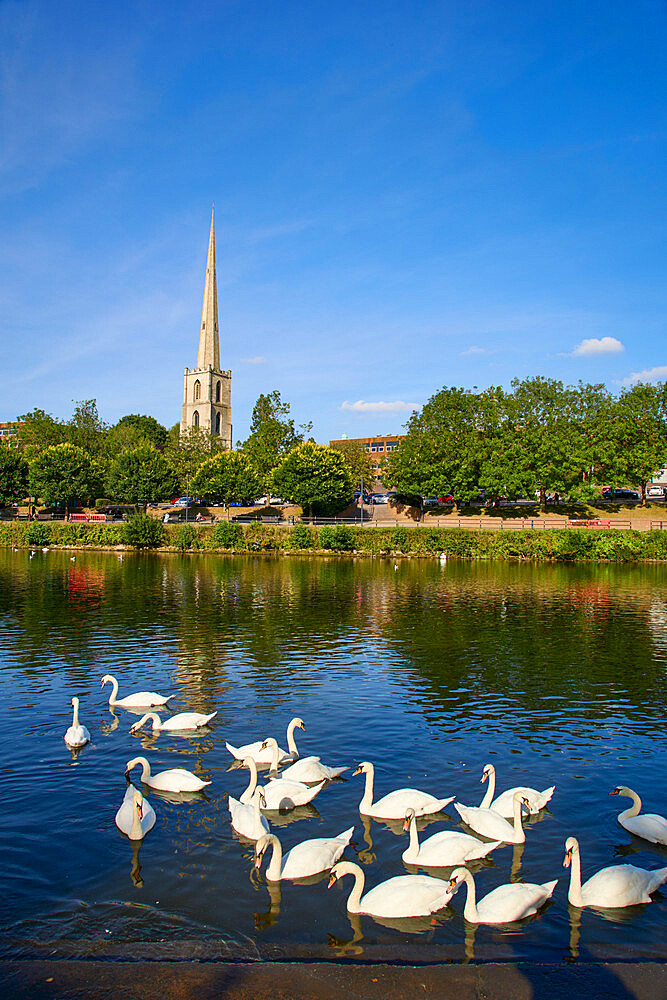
[328,910,364,957]
[100,708,120,735]
[648,599,667,653]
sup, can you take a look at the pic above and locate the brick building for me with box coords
[329,434,404,489]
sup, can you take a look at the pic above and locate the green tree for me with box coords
[240,390,312,483]
[272,442,353,516]
[190,450,263,508]
[603,382,667,500]
[0,449,29,507]
[164,423,223,489]
[30,443,100,511]
[112,414,167,450]
[17,408,67,453]
[330,439,374,491]
[66,399,108,456]
[383,387,484,501]
[107,445,179,511]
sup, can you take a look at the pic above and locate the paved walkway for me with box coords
[1,960,665,1000]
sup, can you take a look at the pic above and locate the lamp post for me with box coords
[360,474,364,526]
[186,471,190,524]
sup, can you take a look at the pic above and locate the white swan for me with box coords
[455,792,530,844]
[479,763,555,818]
[225,717,304,768]
[448,866,557,923]
[125,756,211,793]
[115,785,156,840]
[101,674,172,709]
[255,827,354,881]
[239,749,326,811]
[262,736,347,783]
[328,860,455,918]
[355,761,454,819]
[402,808,502,866]
[228,786,269,841]
[64,697,90,748]
[129,710,217,733]
[611,786,667,846]
[564,836,667,908]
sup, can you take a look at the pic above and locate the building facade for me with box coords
[0,421,20,446]
[181,208,232,447]
[329,434,404,488]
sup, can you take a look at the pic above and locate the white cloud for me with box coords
[239,356,267,364]
[460,345,489,356]
[340,399,421,413]
[622,365,667,386]
[571,337,624,357]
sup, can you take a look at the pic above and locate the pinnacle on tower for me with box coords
[196,205,220,370]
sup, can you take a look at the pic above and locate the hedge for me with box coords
[1,519,667,561]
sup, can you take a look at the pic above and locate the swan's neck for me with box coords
[480,767,495,809]
[359,767,374,811]
[253,788,264,830]
[107,676,119,704]
[269,740,280,773]
[286,720,300,758]
[512,794,526,842]
[568,848,583,907]
[72,700,80,727]
[345,866,366,913]
[265,835,283,881]
[137,757,151,781]
[407,815,420,858]
[243,759,259,803]
[129,800,143,840]
[619,790,642,819]
[460,871,479,922]
[147,712,161,730]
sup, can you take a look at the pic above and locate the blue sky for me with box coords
[1,0,666,443]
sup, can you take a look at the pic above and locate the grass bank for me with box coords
[2,519,667,561]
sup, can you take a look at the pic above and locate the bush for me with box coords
[319,525,336,549]
[210,521,244,549]
[173,524,200,551]
[391,526,409,551]
[25,521,53,546]
[123,513,165,549]
[95,498,112,511]
[333,524,355,550]
[289,523,313,549]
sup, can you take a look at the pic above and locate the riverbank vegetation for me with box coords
[2,518,667,562]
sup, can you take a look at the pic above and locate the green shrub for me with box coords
[123,513,164,549]
[210,521,244,549]
[173,524,200,551]
[391,526,409,552]
[333,524,355,550]
[25,522,53,546]
[319,525,335,549]
[95,498,112,511]
[289,523,313,549]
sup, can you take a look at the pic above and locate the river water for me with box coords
[0,549,665,963]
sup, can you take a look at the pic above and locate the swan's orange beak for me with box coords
[300,722,305,731]
[563,850,572,869]
[402,817,410,832]
[260,739,268,750]
[353,766,362,776]
[327,873,337,889]
[447,877,457,891]
[609,789,619,796]
[254,853,263,868]
[480,773,487,784]
[137,803,143,820]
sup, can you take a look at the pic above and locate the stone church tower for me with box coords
[180,207,232,446]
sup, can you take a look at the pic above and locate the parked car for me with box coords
[601,488,641,502]
[646,485,666,499]
[370,493,390,504]
[353,491,373,503]
[423,495,454,507]
[171,496,201,506]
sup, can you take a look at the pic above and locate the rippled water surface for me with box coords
[1,550,666,963]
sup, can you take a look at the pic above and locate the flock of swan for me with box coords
[64,682,667,930]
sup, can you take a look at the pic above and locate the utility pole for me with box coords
[186,471,190,524]
[360,474,364,526]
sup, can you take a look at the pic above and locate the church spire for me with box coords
[196,205,220,370]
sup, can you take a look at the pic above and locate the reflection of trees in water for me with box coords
[1,551,666,723]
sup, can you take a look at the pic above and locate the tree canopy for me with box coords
[29,443,101,509]
[112,414,168,450]
[272,442,353,516]
[106,445,179,510]
[240,390,312,482]
[0,449,29,507]
[190,451,263,507]
[329,439,374,490]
